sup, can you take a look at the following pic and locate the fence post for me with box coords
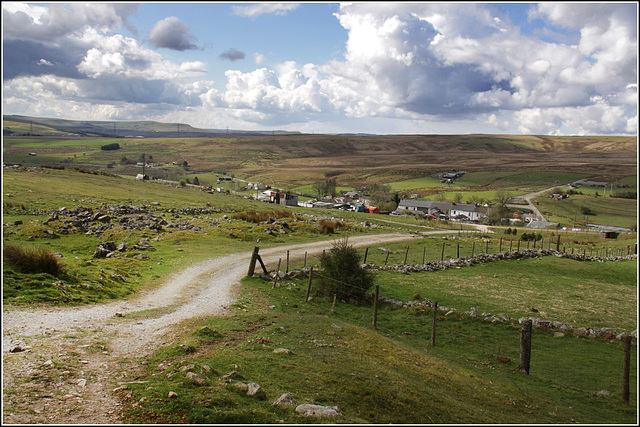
[472,241,475,257]
[485,240,489,254]
[363,247,369,264]
[432,301,438,346]
[441,242,445,261]
[422,246,426,264]
[519,319,532,375]
[527,240,530,250]
[404,246,409,265]
[247,246,259,277]
[457,242,460,259]
[517,239,521,251]
[623,335,631,404]
[533,239,536,249]
[286,250,290,273]
[499,238,502,252]
[331,294,337,314]
[556,235,560,251]
[305,267,313,302]
[384,250,390,266]
[273,258,282,288]
[372,285,380,329]
[304,251,307,268]
[540,237,544,249]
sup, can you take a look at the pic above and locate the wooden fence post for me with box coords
[472,241,475,257]
[273,258,282,288]
[441,242,445,261]
[527,240,530,250]
[499,238,502,252]
[404,246,409,264]
[519,319,532,375]
[509,239,513,252]
[372,285,380,329]
[432,301,438,346]
[623,335,631,404]
[331,294,337,314]
[556,235,560,251]
[533,239,536,249]
[304,251,307,268]
[363,247,369,264]
[305,267,313,302]
[286,250,290,273]
[485,240,489,254]
[540,237,544,249]
[517,240,521,251]
[384,250,390,266]
[457,242,460,259]
[422,246,426,264]
[247,246,259,277]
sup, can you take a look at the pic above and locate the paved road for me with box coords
[506,184,571,222]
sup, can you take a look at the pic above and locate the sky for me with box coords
[2,2,638,135]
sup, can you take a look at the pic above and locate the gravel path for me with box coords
[3,232,444,424]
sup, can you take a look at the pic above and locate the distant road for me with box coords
[506,184,572,222]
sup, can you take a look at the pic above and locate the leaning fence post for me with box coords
[623,335,631,405]
[372,285,380,329]
[431,301,438,346]
[441,242,445,261]
[363,247,369,264]
[384,250,390,266]
[304,267,314,302]
[472,241,475,257]
[519,319,532,375]
[422,246,426,264]
[247,247,260,277]
[404,246,409,264]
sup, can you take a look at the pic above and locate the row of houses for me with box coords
[396,200,485,221]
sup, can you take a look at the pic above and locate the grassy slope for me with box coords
[1,168,394,305]
[122,269,637,424]
[534,193,637,229]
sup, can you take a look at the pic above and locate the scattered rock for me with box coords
[76,378,87,388]
[553,332,565,338]
[597,390,611,397]
[273,348,291,355]
[168,391,178,398]
[233,382,248,392]
[273,393,296,407]
[223,371,241,379]
[246,383,266,400]
[295,404,341,417]
[185,372,207,386]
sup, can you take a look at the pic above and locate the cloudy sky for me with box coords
[2,2,638,135]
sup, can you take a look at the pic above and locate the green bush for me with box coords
[316,238,374,304]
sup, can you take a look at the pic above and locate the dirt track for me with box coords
[4,231,459,424]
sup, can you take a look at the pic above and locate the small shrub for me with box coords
[316,238,374,304]
[100,143,120,151]
[41,164,65,170]
[3,243,65,276]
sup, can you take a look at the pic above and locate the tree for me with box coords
[193,176,200,185]
[434,192,447,202]
[453,193,463,203]
[316,238,374,304]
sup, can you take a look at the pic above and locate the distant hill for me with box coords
[2,115,301,138]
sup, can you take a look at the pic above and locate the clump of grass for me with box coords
[3,243,65,276]
[41,164,65,170]
[233,210,294,223]
[318,219,345,234]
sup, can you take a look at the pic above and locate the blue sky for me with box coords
[2,2,637,135]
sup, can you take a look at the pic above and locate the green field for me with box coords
[422,189,527,203]
[534,193,637,229]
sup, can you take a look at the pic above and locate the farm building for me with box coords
[261,190,298,206]
[397,199,485,221]
[247,182,268,190]
[600,231,620,239]
[135,174,149,180]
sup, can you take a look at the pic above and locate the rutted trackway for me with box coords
[2,232,456,424]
